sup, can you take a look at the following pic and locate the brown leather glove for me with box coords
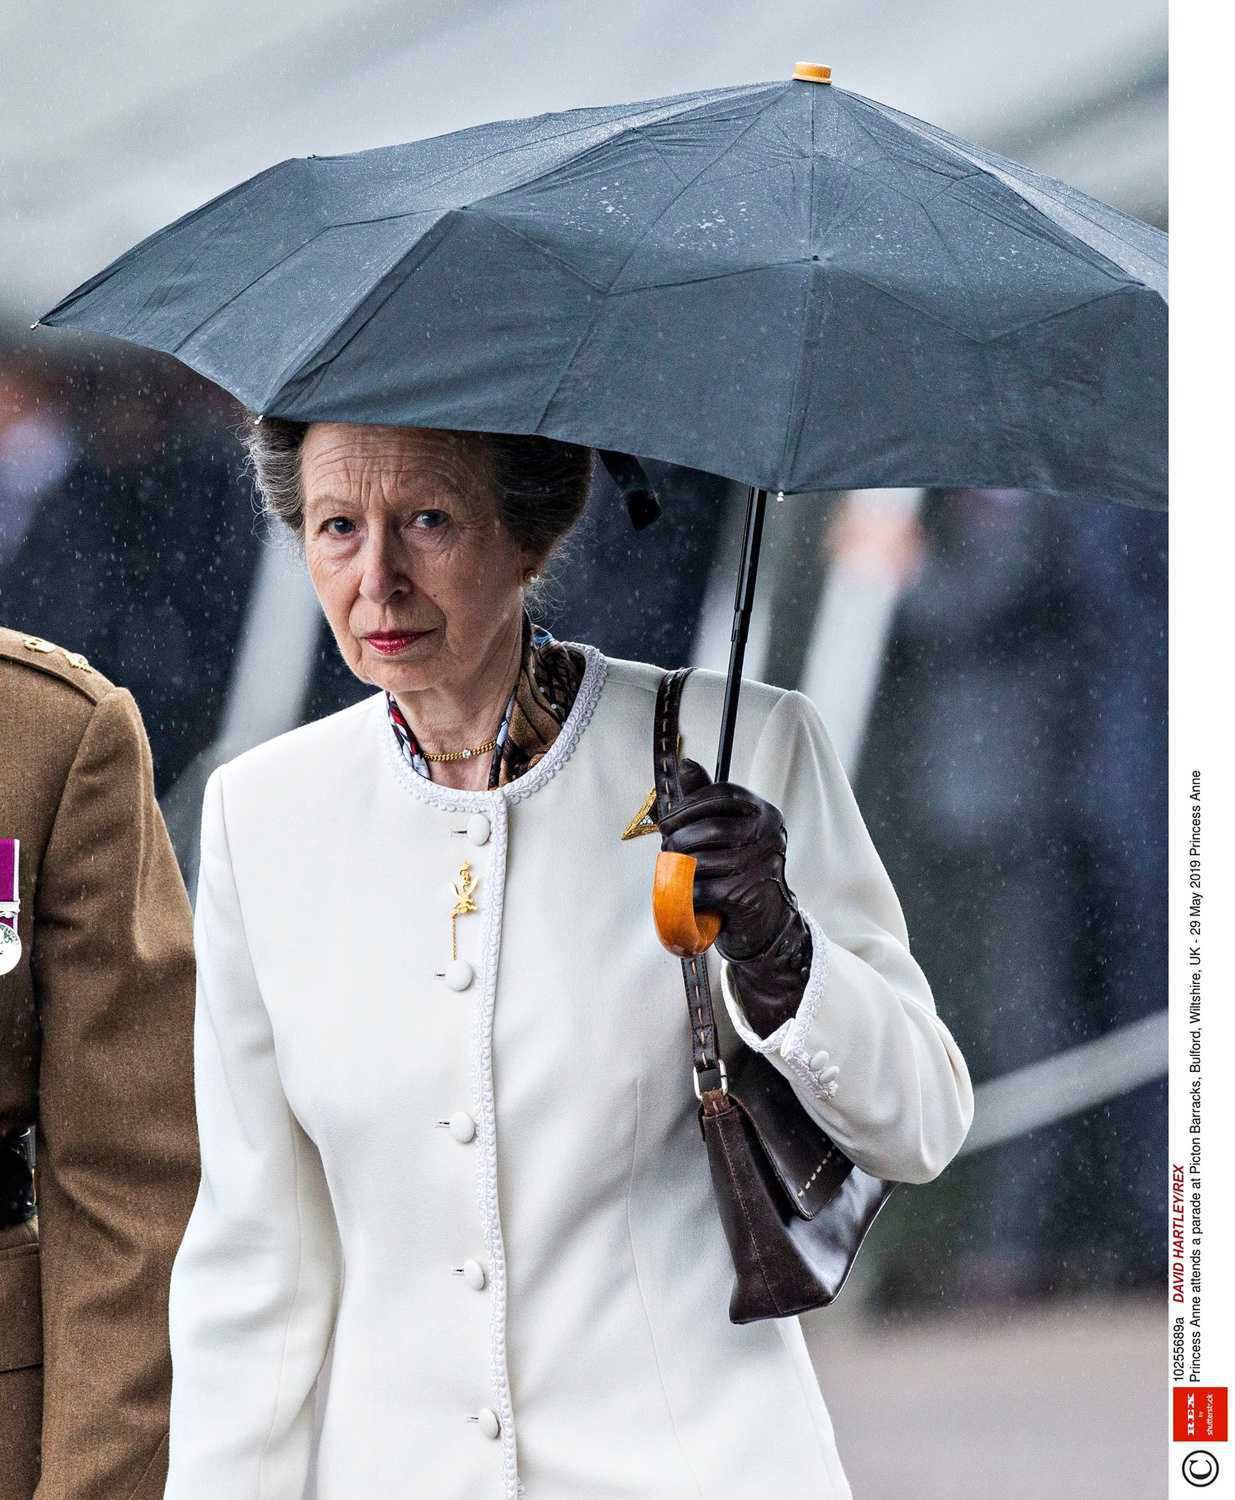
[658,759,813,1038]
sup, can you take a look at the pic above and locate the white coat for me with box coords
[164,648,973,1500]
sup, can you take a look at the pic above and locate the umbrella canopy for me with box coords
[40,72,1166,511]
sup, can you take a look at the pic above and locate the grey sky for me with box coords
[1,0,1165,328]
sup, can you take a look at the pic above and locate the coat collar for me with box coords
[379,643,607,813]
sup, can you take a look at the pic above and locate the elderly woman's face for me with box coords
[301,423,533,698]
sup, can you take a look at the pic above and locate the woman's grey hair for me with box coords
[243,416,593,575]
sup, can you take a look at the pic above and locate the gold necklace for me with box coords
[421,735,499,763]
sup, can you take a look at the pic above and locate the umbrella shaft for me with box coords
[715,486,769,782]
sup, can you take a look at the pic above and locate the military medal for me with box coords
[0,839,21,977]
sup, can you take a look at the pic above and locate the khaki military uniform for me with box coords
[0,628,198,1499]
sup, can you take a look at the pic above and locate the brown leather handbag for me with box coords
[655,667,895,1323]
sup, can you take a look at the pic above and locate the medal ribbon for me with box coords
[0,839,18,928]
[0,839,20,973]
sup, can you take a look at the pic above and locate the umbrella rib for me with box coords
[983,282,1155,343]
[526,89,790,435]
[462,211,613,295]
[977,165,1166,290]
[840,95,1098,280]
[861,95,1165,285]
[846,105,1031,246]
[815,95,1011,466]
[834,95,924,205]
[167,225,335,360]
[279,203,688,414]
[936,171,1144,284]
[621,122,699,189]
[885,96,1160,253]
[913,183,996,341]
[600,88,788,297]
[779,97,821,482]
[828,265,1139,346]
[464,86,789,219]
[175,190,610,379]
[41,161,290,326]
[782,94,977,481]
[475,212,830,297]
[377,105,672,202]
[269,211,464,408]
[250,88,794,406]
[614,89,798,183]
[913,185,1019,474]
[394,82,781,208]
[837,98,1140,338]
[602,260,815,296]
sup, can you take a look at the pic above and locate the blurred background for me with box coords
[1,3,1167,1495]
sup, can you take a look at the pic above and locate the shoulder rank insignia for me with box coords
[22,637,94,672]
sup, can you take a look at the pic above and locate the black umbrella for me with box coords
[39,65,1167,785]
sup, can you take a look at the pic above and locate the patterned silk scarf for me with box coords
[385,613,585,788]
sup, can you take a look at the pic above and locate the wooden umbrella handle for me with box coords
[653,850,722,957]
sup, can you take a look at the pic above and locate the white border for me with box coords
[1169,7,1233,1493]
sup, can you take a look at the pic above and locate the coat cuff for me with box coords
[720,909,840,1102]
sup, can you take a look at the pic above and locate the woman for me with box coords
[165,421,973,1499]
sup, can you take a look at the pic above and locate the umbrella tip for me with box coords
[29,320,41,331]
[792,62,832,84]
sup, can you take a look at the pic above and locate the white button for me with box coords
[445,959,474,991]
[806,1048,839,1089]
[461,1258,487,1291]
[476,1407,500,1439]
[466,813,491,846]
[448,1111,476,1143]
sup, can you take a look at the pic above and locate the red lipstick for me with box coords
[364,629,432,655]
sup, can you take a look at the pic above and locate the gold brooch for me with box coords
[449,860,479,960]
[620,787,659,841]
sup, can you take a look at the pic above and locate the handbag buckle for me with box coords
[692,1057,729,1101]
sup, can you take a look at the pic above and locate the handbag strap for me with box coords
[654,668,725,1088]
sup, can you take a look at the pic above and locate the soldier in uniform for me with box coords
[0,627,198,1499]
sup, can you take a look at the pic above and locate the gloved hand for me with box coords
[657,759,813,1037]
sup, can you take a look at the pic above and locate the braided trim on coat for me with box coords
[381,644,606,813]
[470,795,521,1497]
[720,911,839,1103]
